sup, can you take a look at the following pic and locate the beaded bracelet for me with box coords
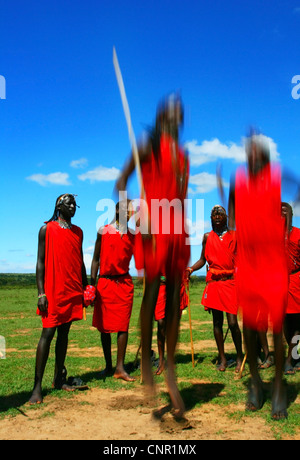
[38,294,46,299]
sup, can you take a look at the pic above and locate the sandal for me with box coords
[65,376,89,390]
[284,364,295,375]
[259,355,274,369]
[293,361,300,372]
[52,367,88,391]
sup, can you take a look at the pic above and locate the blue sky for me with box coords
[1,0,300,275]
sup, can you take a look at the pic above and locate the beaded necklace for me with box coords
[57,217,72,230]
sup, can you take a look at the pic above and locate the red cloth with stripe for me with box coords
[92,225,135,333]
[235,164,288,333]
[201,230,238,315]
[137,134,190,281]
[286,226,300,314]
[37,221,84,327]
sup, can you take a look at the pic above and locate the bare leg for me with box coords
[244,327,264,412]
[29,327,56,404]
[165,276,185,418]
[100,332,113,375]
[271,332,288,420]
[257,330,270,365]
[140,276,160,393]
[212,309,227,370]
[227,313,243,372]
[53,322,72,388]
[114,331,135,381]
[156,318,166,375]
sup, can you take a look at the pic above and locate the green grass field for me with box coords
[0,274,299,439]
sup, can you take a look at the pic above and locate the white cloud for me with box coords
[78,166,120,183]
[0,260,35,273]
[26,172,71,186]
[186,135,280,167]
[186,138,245,166]
[189,171,229,194]
[84,245,95,255]
[70,158,88,169]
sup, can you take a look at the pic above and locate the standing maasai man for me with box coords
[116,94,190,417]
[29,194,88,404]
[91,200,137,382]
[281,202,300,374]
[186,205,243,373]
[228,134,288,420]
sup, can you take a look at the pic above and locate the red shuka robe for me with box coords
[286,226,300,314]
[201,230,238,315]
[37,221,84,328]
[137,133,190,281]
[235,164,288,333]
[92,225,135,333]
[154,276,189,321]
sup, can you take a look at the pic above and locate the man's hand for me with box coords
[37,295,48,313]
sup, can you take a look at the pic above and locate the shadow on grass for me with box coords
[181,382,225,411]
[176,352,205,366]
[0,389,58,415]
[1,368,298,418]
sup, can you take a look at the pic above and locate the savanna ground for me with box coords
[0,274,299,441]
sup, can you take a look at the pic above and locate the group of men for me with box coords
[28,95,299,422]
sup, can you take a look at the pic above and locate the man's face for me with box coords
[247,142,268,174]
[58,195,76,219]
[211,207,227,227]
[118,200,132,223]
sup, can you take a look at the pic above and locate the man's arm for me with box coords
[186,233,209,276]
[90,233,102,286]
[228,175,236,231]
[36,225,48,312]
[115,138,152,193]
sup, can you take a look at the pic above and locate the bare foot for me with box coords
[155,361,165,375]
[114,371,135,382]
[246,379,264,412]
[271,382,288,420]
[166,371,185,418]
[235,358,243,374]
[28,390,43,405]
[216,361,227,372]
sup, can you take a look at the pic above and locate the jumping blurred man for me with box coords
[116,94,190,417]
[228,134,288,420]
